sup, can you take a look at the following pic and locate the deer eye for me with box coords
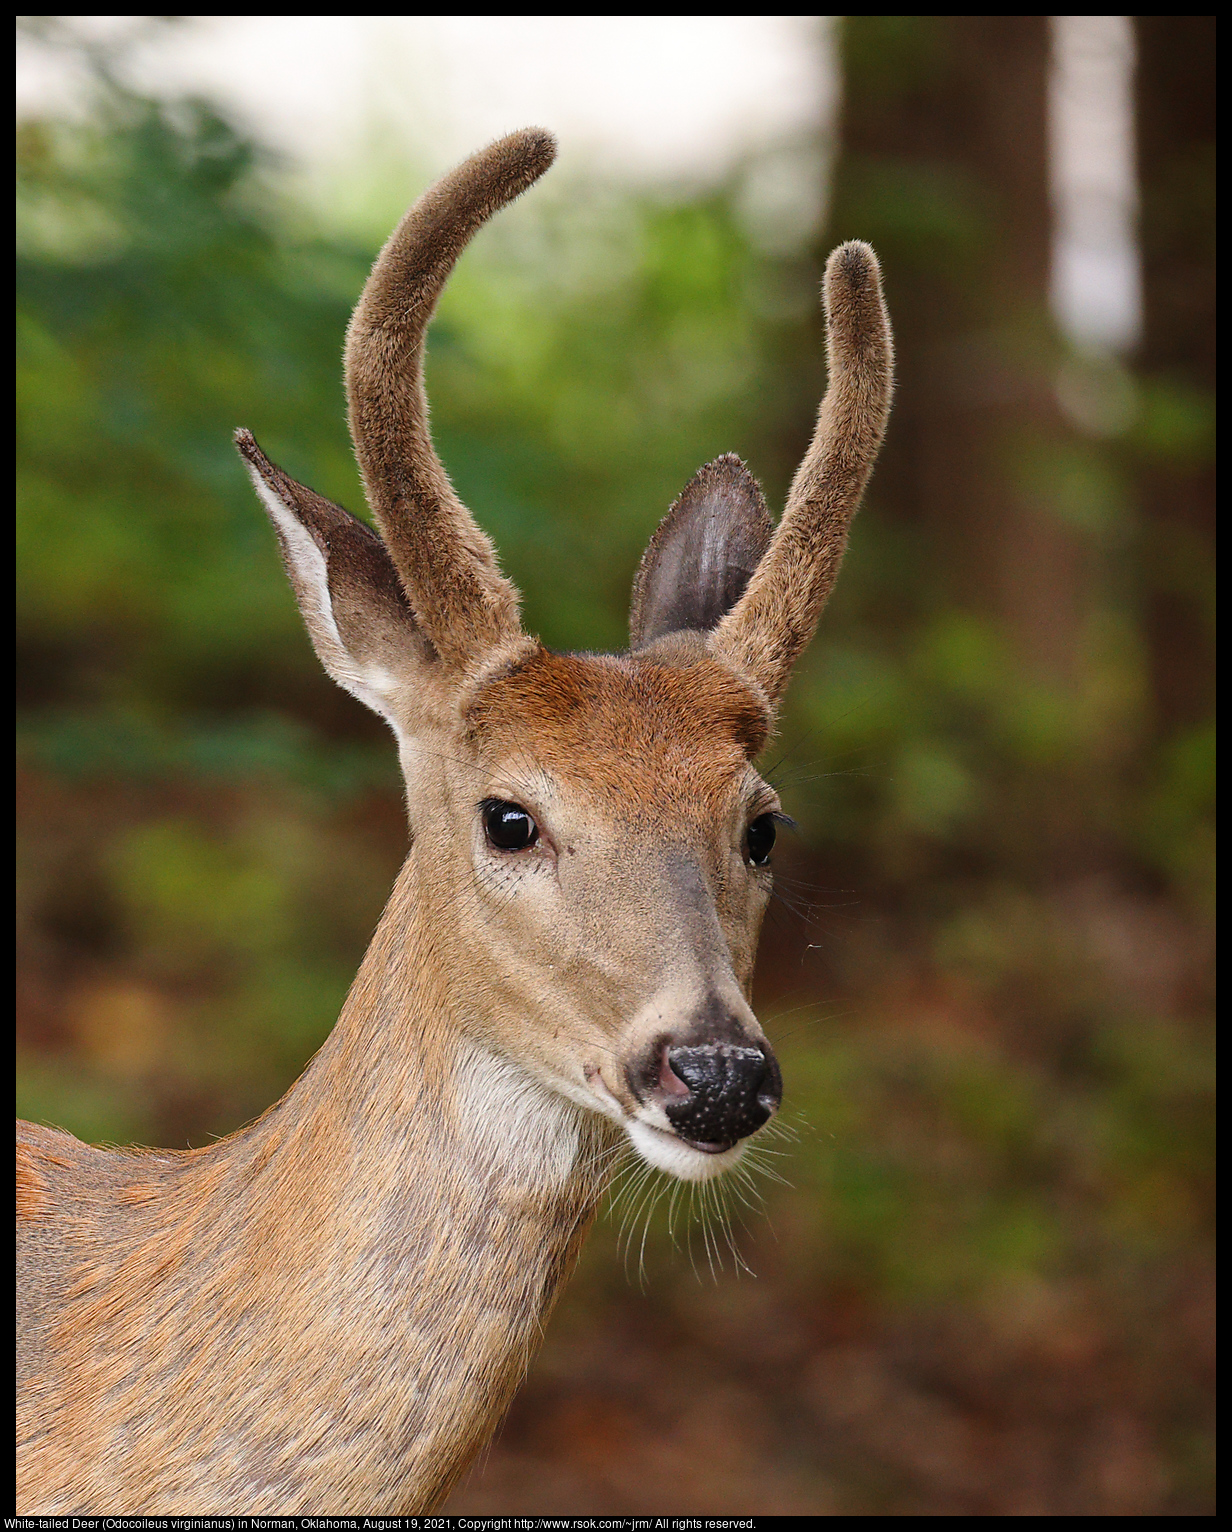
[482,799,539,851]
[745,813,777,867]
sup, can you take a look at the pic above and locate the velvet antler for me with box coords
[711,241,894,704]
[344,129,557,667]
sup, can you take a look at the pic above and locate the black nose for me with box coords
[664,1042,781,1149]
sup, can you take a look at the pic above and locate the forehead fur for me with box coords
[465,647,770,812]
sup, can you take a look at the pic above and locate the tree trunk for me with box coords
[828,17,1082,683]
[1134,16,1215,736]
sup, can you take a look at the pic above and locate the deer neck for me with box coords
[203,855,616,1507]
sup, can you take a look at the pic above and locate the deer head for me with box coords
[235,128,893,1185]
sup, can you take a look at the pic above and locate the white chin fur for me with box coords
[626,1120,745,1183]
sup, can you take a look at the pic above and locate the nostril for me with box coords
[657,1045,690,1098]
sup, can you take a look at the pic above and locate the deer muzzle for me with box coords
[624,992,782,1163]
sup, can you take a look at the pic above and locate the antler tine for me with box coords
[345,128,557,668]
[711,241,894,705]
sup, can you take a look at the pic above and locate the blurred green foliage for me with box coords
[16,26,1213,1513]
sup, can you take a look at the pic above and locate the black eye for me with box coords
[482,799,539,851]
[746,813,777,867]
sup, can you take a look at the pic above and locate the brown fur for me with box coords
[16,1141,48,1220]
[466,644,771,809]
[17,131,892,1513]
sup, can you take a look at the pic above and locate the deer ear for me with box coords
[629,455,773,650]
[236,430,436,735]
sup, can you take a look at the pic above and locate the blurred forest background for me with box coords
[16,16,1213,1517]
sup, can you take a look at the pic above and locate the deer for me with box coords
[16,128,893,1514]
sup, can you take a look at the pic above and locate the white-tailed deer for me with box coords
[16,129,892,1513]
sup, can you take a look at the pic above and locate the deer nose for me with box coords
[661,1040,782,1150]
